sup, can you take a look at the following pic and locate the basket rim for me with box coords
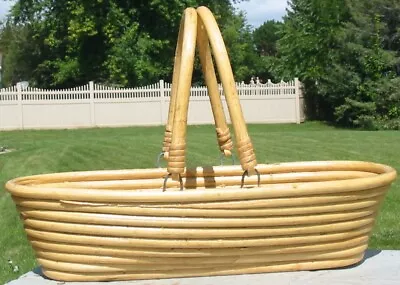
[5,160,397,203]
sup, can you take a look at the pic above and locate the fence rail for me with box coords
[0,79,304,130]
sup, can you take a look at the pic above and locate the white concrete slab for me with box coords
[6,250,400,285]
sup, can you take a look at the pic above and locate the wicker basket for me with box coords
[6,6,397,282]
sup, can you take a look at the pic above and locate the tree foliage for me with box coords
[1,0,253,87]
[0,23,40,85]
[277,0,400,129]
[253,20,282,57]
[221,11,258,82]
[252,20,282,82]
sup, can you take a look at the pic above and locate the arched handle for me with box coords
[162,8,233,158]
[196,12,233,157]
[166,6,257,176]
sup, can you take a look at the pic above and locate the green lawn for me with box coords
[0,122,399,283]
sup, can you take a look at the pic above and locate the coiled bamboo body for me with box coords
[6,161,396,281]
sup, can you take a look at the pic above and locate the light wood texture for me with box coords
[164,9,233,157]
[163,9,186,157]
[196,6,257,172]
[6,160,396,281]
[40,256,363,282]
[166,8,197,174]
[196,14,232,156]
[166,6,257,174]
[4,5,398,282]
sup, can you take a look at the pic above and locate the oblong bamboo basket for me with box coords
[6,6,397,282]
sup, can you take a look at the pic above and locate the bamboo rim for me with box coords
[8,160,394,185]
[6,163,395,202]
[9,160,393,183]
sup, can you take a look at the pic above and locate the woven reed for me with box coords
[5,6,397,282]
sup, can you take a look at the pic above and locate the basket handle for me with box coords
[166,6,257,177]
[162,8,233,158]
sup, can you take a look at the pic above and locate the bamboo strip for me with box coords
[15,184,386,205]
[34,171,377,190]
[29,235,369,258]
[41,256,363,281]
[23,216,375,239]
[13,193,385,217]
[11,161,394,185]
[19,207,377,228]
[129,192,385,209]
[7,172,395,202]
[36,245,367,272]
[24,226,373,248]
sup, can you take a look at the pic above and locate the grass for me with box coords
[0,121,399,283]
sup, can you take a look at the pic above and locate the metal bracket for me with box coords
[156,151,165,168]
[163,173,184,192]
[240,169,260,188]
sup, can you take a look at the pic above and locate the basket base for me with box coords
[7,250,400,284]
[40,255,362,282]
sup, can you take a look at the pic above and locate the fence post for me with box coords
[279,80,284,96]
[294,77,301,124]
[159,79,165,124]
[17,84,24,129]
[89,81,95,127]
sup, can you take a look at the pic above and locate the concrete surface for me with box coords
[6,250,400,285]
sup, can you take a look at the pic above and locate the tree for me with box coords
[250,20,283,82]
[277,0,400,128]
[221,11,258,82]
[253,20,282,57]
[2,0,248,88]
[332,0,400,128]
[0,22,41,86]
[277,0,349,120]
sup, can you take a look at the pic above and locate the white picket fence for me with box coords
[0,79,304,130]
